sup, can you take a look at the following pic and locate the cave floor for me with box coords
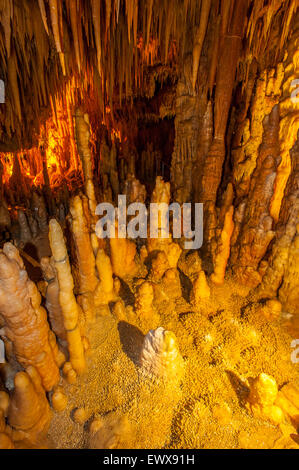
[48,278,299,449]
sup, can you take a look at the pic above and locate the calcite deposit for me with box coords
[0,0,298,452]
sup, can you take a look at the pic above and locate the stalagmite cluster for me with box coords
[0,243,59,391]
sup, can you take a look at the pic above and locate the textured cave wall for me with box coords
[230,14,299,300]
[168,2,299,310]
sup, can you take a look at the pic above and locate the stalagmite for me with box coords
[139,327,184,383]
[123,174,146,204]
[94,248,116,306]
[275,383,299,428]
[49,219,86,374]
[69,195,98,321]
[160,268,182,301]
[150,251,170,281]
[51,387,68,412]
[62,361,77,384]
[17,211,32,245]
[211,206,234,285]
[178,250,202,282]
[247,373,284,425]
[8,367,52,444]
[147,176,182,268]
[278,224,299,315]
[191,270,210,306]
[0,391,9,417]
[31,192,48,232]
[72,407,90,425]
[40,257,67,343]
[74,109,93,183]
[0,432,14,449]
[0,243,59,391]
[134,281,159,329]
[109,221,139,279]
[0,199,10,231]
[232,67,284,200]
[89,413,134,449]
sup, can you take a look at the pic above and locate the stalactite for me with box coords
[38,0,49,35]
[200,0,248,209]
[0,243,60,391]
[270,18,299,221]
[192,0,212,90]
[91,0,102,76]
[171,54,200,204]
[66,1,79,74]
[7,49,22,124]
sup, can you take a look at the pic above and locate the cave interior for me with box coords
[0,0,298,450]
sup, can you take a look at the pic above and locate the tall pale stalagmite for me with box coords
[0,243,59,391]
[49,219,86,374]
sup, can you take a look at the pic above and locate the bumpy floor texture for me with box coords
[48,276,299,450]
